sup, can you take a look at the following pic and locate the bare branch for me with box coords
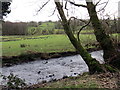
[97,0,109,12]
[64,1,69,17]
[68,16,91,41]
[68,16,76,25]
[49,7,57,17]
[36,0,50,15]
[68,17,88,25]
[97,2,108,6]
[65,1,68,10]
[95,0,102,6]
[68,1,87,8]
[77,20,91,41]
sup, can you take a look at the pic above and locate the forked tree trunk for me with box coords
[85,1,118,62]
[54,1,115,74]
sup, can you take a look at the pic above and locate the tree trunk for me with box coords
[54,1,110,74]
[85,1,118,62]
[118,18,120,33]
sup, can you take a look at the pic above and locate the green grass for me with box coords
[35,74,99,89]
[2,35,73,56]
[1,33,120,57]
[34,72,118,89]
[1,34,97,57]
[80,29,94,34]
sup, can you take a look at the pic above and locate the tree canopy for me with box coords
[2,2,11,16]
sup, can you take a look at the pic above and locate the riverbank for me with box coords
[2,72,120,89]
[30,72,120,88]
[2,47,101,67]
[2,34,120,67]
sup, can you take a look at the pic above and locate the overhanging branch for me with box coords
[68,17,88,25]
[36,0,50,15]
[77,20,91,41]
[67,0,87,8]
[97,0,109,12]
[95,0,102,6]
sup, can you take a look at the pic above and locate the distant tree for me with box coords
[28,21,38,27]
[48,20,52,22]
[2,22,27,35]
[54,20,63,29]
[69,18,78,34]
[38,21,42,25]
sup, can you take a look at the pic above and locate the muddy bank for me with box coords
[2,51,78,67]
[2,48,101,67]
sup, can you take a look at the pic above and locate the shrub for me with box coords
[2,73,26,89]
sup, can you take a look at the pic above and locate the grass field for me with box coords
[1,33,120,57]
[1,34,97,57]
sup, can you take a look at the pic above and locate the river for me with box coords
[0,50,104,85]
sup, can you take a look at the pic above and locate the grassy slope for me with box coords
[36,75,99,88]
[39,22,55,30]
[28,21,94,35]
[38,22,94,34]
[31,73,119,89]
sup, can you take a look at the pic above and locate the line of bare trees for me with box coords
[2,18,119,36]
[2,21,28,35]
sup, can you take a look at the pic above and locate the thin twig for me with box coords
[95,0,102,6]
[65,1,68,10]
[49,7,57,17]
[97,2,108,6]
[67,0,87,8]
[36,0,50,15]
[97,0,109,12]
[68,17,88,25]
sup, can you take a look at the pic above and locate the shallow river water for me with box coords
[0,50,104,85]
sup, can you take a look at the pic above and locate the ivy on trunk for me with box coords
[54,1,117,74]
[85,1,118,62]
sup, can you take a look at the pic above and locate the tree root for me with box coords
[89,59,119,75]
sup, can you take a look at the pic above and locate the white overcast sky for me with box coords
[4,0,120,22]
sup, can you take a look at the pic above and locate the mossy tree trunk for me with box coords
[85,1,118,62]
[54,1,111,74]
